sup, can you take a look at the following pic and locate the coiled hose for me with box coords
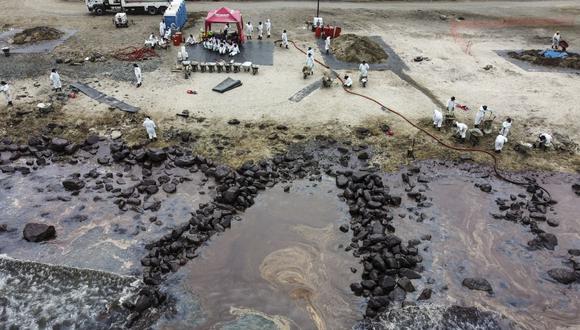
[287,40,550,196]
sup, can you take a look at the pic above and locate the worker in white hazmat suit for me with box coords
[143,116,157,140]
[257,22,263,40]
[500,117,512,137]
[324,36,331,54]
[537,133,553,150]
[359,61,369,81]
[265,19,271,38]
[433,109,443,130]
[453,121,468,142]
[306,53,314,71]
[246,22,253,40]
[145,33,157,48]
[307,47,314,57]
[494,134,508,153]
[159,20,166,37]
[474,105,490,127]
[446,96,457,113]
[343,75,353,88]
[180,45,188,60]
[0,81,13,106]
[281,30,289,48]
[50,69,62,91]
[133,63,142,88]
[552,31,561,50]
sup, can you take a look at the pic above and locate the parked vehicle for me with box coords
[86,0,170,16]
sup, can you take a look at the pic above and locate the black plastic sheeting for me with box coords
[70,82,140,113]
[212,77,242,93]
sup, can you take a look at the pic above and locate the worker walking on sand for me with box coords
[307,47,314,57]
[50,68,62,92]
[257,22,263,40]
[494,134,508,153]
[500,117,512,137]
[0,81,13,107]
[265,19,271,38]
[281,30,289,48]
[453,121,468,142]
[306,53,315,72]
[143,116,157,140]
[552,31,561,50]
[474,105,491,128]
[133,63,142,88]
[359,61,369,81]
[433,109,443,130]
[159,20,166,37]
[446,96,457,113]
[537,133,553,150]
[246,22,253,40]
[324,36,331,55]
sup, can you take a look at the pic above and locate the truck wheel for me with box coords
[158,6,167,14]
[147,6,157,15]
[94,6,105,16]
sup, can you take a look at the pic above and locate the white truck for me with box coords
[86,0,171,16]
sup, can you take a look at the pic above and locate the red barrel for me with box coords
[323,26,332,38]
[333,26,342,38]
[315,26,322,38]
[173,32,183,46]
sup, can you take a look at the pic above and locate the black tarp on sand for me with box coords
[212,77,242,93]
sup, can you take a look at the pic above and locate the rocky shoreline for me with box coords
[1,134,579,328]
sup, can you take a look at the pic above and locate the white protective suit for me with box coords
[265,19,271,37]
[474,106,490,126]
[446,98,456,112]
[433,109,443,128]
[50,71,62,90]
[455,122,468,138]
[180,45,188,60]
[186,35,196,45]
[359,62,369,78]
[258,23,263,39]
[159,21,166,37]
[145,34,157,48]
[134,66,142,86]
[0,84,12,104]
[552,33,561,48]
[143,118,157,139]
[307,48,314,57]
[500,120,511,137]
[495,135,508,151]
[164,28,171,41]
[344,76,353,87]
[325,36,331,53]
[230,44,240,56]
[539,133,553,146]
[281,32,288,48]
[246,23,253,39]
[306,56,314,70]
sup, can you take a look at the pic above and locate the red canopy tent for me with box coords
[204,7,246,44]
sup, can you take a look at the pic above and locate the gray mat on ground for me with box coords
[289,79,322,102]
[316,36,392,71]
[212,77,242,93]
[70,82,140,113]
[0,29,76,54]
[185,41,274,66]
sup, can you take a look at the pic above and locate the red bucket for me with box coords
[172,32,182,46]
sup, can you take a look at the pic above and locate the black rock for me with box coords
[146,149,167,162]
[384,234,402,248]
[417,288,432,301]
[350,282,363,295]
[86,135,100,145]
[361,280,377,290]
[569,249,580,256]
[50,138,69,151]
[62,178,85,191]
[227,119,240,125]
[222,187,240,204]
[174,156,195,167]
[379,275,396,291]
[162,183,177,193]
[336,175,349,188]
[462,278,493,292]
[528,233,558,250]
[399,268,422,280]
[547,219,559,227]
[367,296,390,310]
[339,224,349,233]
[358,152,370,160]
[23,223,56,242]
[547,268,577,284]
[479,183,492,193]
[397,277,416,292]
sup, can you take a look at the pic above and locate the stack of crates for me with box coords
[163,0,187,30]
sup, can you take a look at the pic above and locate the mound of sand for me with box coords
[330,34,388,64]
[11,27,63,45]
[508,50,580,70]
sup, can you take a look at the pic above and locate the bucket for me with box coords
[2,47,10,57]
[173,32,183,46]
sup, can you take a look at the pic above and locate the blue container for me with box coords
[164,0,187,30]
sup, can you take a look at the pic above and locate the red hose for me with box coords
[289,40,541,190]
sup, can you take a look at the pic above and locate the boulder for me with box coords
[85,135,100,145]
[462,278,493,293]
[174,156,195,167]
[479,183,492,193]
[146,149,167,162]
[528,233,558,250]
[162,183,177,194]
[222,187,240,204]
[336,175,349,188]
[547,268,577,284]
[50,138,69,151]
[397,277,416,292]
[379,275,396,291]
[62,178,85,191]
[417,288,432,301]
[23,223,56,242]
